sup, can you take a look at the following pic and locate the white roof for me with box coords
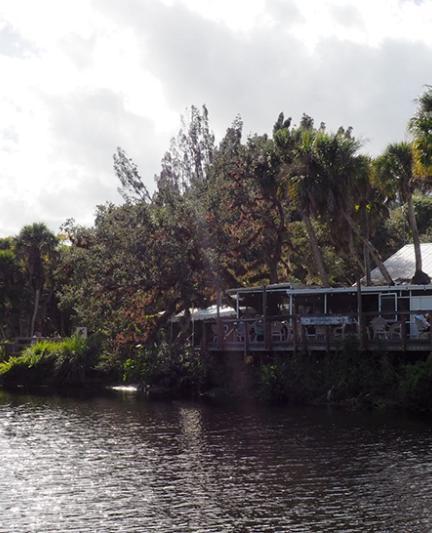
[173,305,237,321]
[369,243,432,284]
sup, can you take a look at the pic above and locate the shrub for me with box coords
[0,336,92,387]
[122,334,208,394]
[399,354,432,412]
[259,354,322,403]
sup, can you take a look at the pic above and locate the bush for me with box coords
[399,354,432,412]
[259,354,322,403]
[259,340,402,407]
[0,336,92,387]
[122,334,208,394]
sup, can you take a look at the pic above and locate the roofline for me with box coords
[227,284,432,296]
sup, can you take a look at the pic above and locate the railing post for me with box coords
[293,314,298,354]
[362,313,369,351]
[429,312,432,351]
[263,287,269,351]
[202,320,207,352]
[401,313,407,351]
[244,320,249,355]
[326,324,330,353]
[302,324,308,354]
[217,319,224,352]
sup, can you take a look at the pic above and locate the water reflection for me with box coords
[1,390,432,531]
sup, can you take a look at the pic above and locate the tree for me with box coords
[374,142,430,284]
[305,129,394,285]
[16,223,58,336]
[409,86,432,170]
[280,119,331,286]
[114,147,152,203]
[205,115,295,285]
[156,105,215,195]
[0,239,25,338]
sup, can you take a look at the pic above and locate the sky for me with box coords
[1,0,432,236]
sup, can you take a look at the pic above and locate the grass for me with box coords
[0,336,90,387]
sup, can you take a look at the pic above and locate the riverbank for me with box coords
[2,336,432,413]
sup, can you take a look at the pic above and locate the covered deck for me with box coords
[194,284,432,353]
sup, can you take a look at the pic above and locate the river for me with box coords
[1,389,432,532]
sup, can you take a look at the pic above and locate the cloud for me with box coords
[99,0,432,154]
[1,0,432,236]
[330,4,364,29]
[0,21,36,58]
[47,89,157,174]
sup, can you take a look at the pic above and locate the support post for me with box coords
[202,320,207,352]
[326,325,330,353]
[217,288,223,351]
[401,312,407,351]
[356,278,365,351]
[263,286,269,351]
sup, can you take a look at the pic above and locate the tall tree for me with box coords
[409,86,432,171]
[156,105,215,194]
[16,223,58,336]
[0,239,25,338]
[280,119,331,286]
[374,142,430,284]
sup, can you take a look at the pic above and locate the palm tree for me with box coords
[16,223,58,336]
[283,127,330,286]
[374,142,430,284]
[409,86,432,171]
[310,131,394,285]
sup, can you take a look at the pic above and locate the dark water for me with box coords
[1,390,432,533]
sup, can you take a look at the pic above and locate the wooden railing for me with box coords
[197,311,432,353]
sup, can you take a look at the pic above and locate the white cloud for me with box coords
[0,0,432,236]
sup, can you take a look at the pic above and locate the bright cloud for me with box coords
[0,0,431,236]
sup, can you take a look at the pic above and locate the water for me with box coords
[1,390,432,532]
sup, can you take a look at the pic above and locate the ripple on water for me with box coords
[1,394,432,532]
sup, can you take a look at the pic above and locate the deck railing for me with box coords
[197,311,432,352]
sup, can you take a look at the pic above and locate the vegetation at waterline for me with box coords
[1,87,432,405]
[0,336,96,387]
[121,334,209,395]
[259,342,432,412]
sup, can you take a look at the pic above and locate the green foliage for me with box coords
[259,354,320,403]
[259,340,399,405]
[409,86,432,168]
[122,335,208,394]
[399,354,432,412]
[413,194,432,235]
[3,95,432,403]
[259,345,432,412]
[0,336,93,387]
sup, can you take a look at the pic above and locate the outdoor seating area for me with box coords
[203,311,432,353]
[180,282,432,354]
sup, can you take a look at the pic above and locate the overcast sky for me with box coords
[1,0,432,236]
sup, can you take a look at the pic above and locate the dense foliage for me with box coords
[1,90,432,401]
[0,336,96,387]
[259,345,432,413]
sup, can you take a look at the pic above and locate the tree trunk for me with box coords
[342,212,394,285]
[302,213,330,287]
[30,287,41,337]
[268,258,279,284]
[407,194,430,284]
[356,276,365,351]
[347,228,364,276]
[361,204,371,285]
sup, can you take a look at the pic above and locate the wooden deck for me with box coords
[199,313,432,353]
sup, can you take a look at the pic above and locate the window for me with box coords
[380,293,397,320]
